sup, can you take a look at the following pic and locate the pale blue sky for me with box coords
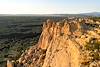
[0,0,100,14]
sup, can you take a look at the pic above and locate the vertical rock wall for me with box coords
[38,19,82,67]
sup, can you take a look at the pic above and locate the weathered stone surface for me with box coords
[9,18,100,67]
[37,20,81,67]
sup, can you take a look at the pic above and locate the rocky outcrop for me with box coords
[38,19,82,67]
[8,18,100,67]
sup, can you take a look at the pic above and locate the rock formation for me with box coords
[38,19,81,67]
[7,18,100,67]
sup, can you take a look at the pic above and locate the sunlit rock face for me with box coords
[8,18,100,67]
[38,19,82,49]
[37,19,82,67]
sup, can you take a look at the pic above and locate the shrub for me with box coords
[85,38,100,61]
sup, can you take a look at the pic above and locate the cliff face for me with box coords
[7,18,100,67]
[38,19,81,67]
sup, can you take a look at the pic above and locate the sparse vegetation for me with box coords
[0,16,67,66]
[82,38,100,66]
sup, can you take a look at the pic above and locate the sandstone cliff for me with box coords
[7,18,100,67]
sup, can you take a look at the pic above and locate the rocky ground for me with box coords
[0,33,40,67]
[0,16,42,67]
[7,17,100,67]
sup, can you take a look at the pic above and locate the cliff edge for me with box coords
[7,18,100,67]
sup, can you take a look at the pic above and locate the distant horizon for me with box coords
[0,11,100,15]
[0,0,100,14]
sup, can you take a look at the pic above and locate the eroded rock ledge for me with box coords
[7,18,100,67]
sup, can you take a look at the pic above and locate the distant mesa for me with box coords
[81,12,100,17]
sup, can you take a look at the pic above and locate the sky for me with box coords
[0,0,100,14]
